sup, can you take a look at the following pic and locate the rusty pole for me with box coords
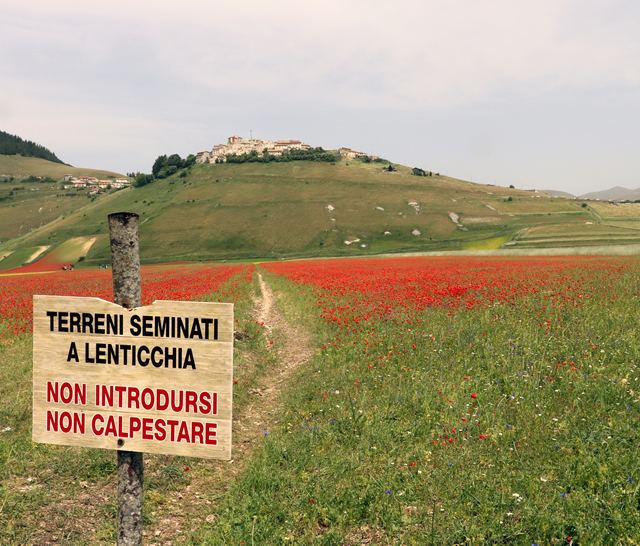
[109,212,143,546]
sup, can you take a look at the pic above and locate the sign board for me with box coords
[33,295,233,459]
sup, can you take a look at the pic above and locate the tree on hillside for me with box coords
[152,155,167,177]
[150,153,195,180]
[0,130,67,164]
[166,154,183,168]
[134,173,154,187]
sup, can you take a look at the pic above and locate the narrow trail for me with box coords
[233,273,315,447]
[254,273,315,384]
[137,273,316,544]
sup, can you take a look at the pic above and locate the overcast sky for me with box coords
[1,1,638,195]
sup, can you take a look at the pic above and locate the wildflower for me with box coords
[185,467,190,471]
[309,498,315,504]
[471,392,477,399]
[385,490,392,494]
[630,477,634,483]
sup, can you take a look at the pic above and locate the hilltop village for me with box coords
[195,135,375,163]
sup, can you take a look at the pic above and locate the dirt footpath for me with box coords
[140,273,316,544]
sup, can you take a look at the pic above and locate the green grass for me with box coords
[3,159,638,268]
[460,236,512,251]
[0,155,123,180]
[0,268,274,545]
[191,262,640,544]
[0,180,97,241]
[0,246,47,271]
[46,236,96,264]
[4,260,640,543]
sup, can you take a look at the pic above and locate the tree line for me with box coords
[133,153,196,187]
[133,147,338,187]
[0,130,66,164]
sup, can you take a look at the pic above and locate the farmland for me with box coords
[4,158,640,271]
[2,256,640,544]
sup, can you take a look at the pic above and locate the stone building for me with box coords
[338,147,368,159]
[196,135,310,164]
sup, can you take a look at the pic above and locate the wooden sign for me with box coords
[33,295,233,459]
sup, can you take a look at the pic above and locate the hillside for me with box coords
[540,189,576,198]
[2,158,640,269]
[577,186,640,202]
[0,156,125,244]
[0,130,65,164]
[580,186,635,201]
[0,155,123,181]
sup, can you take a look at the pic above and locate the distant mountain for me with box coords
[0,130,66,165]
[614,188,640,202]
[540,189,576,198]
[579,186,634,201]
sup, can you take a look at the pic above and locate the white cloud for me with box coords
[7,1,640,111]
[1,1,640,192]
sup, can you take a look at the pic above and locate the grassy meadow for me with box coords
[2,256,640,544]
[0,264,267,544]
[3,157,640,270]
[0,155,123,181]
[192,256,640,545]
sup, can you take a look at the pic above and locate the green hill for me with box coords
[1,157,640,268]
[0,154,123,181]
[0,156,125,243]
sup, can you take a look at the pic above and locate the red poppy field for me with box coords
[0,263,254,342]
[1,256,640,544]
